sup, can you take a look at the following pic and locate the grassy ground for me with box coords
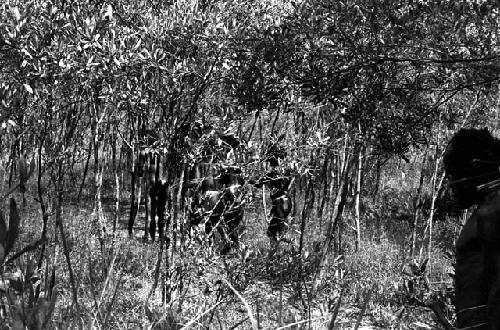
[3,175,455,329]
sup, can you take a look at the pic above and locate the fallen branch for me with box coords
[411,297,453,330]
[4,238,46,264]
[222,278,258,330]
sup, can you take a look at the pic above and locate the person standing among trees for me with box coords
[443,128,500,329]
[253,145,294,241]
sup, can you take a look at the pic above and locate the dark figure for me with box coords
[444,128,500,329]
[187,164,245,253]
[266,144,287,167]
[254,169,293,241]
[128,149,147,237]
[145,153,167,241]
[129,149,167,241]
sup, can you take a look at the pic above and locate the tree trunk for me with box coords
[94,161,107,238]
[112,134,120,236]
[313,134,352,292]
[411,153,427,257]
[427,153,446,272]
[317,153,331,220]
[35,135,49,301]
[77,143,92,201]
[55,160,81,325]
[373,158,382,201]
[128,150,138,236]
[144,152,154,241]
[299,179,315,255]
[175,161,186,244]
[354,146,363,251]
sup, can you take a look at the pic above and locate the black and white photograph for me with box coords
[0,0,499,328]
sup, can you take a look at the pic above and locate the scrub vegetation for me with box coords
[1,0,499,328]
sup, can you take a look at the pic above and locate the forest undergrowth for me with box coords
[3,171,456,329]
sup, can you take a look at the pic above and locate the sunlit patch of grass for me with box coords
[347,238,406,305]
[341,236,453,328]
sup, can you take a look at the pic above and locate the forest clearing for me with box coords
[1,0,500,329]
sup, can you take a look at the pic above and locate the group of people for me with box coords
[184,128,500,327]
[128,133,295,254]
[185,150,294,253]
[126,126,500,326]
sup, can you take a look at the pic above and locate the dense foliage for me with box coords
[1,0,499,328]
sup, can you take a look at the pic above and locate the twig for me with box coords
[221,278,258,330]
[180,300,223,329]
[97,251,119,311]
[276,316,329,329]
[227,317,249,330]
[102,270,124,328]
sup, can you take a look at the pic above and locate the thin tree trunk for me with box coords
[165,191,174,304]
[427,157,446,273]
[144,152,153,241]
[318,153,330,220]
[246,110,259,142]
[411,153,427,257]
[77,143,92,201]
[271,108,280,136]
[299,179,315,255]
[314,156,351,292]
[327,155,338,215]
[128,152,137,236]
[8,140,17,188]
[354,146,363,251]
[175,161,186,243]
[35,136,49,301]
[113,135,120,236]
[373,158,381,200]
[55,160,81,326]
[313,134,352,292]
[95,162,107,237]
[426,117,448,272]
